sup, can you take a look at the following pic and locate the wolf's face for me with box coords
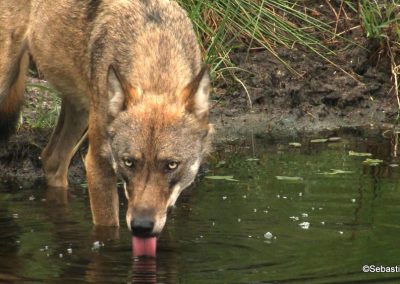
[103,67,211,245]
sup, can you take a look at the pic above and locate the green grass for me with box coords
[357,0,399,42]
[23,83,61,129]
[177,0,340,79]
[355,0,399,109]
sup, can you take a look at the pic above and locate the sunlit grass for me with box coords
[178,0,340,80]
[355,0,399,109]
[22,83,61,129]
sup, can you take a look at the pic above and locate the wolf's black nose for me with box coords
[131,218,154,237]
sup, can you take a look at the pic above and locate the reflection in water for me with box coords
[1,129,400,283]
[132,258,157,283]
[46,186,68,205]
[91,225,120,242]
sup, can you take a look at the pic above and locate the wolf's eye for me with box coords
[123,157,134,168]
[167,161,179,171]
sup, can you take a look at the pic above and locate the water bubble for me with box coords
[264,232,273,239]
[299,222,310,229]
[92,241,104,250]
[67,248,72,254]
[222,196,227,200]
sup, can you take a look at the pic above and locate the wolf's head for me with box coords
[102,66,212,256]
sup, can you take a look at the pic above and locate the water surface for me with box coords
[1,128,400,283]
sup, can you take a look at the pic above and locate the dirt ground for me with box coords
[1,2,399,185]
[212,45,397,141]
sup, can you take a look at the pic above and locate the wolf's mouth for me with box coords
[132,236,157,257]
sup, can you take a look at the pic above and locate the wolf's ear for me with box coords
[182,67,210,122]
[107,66,142,118]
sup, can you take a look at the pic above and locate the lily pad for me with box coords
[349,151,372,157]
[310,139,328,143]
[276,176,303,182]
[328,137,341,142]
[205,175,238,182]
[318,169,354,175]
[289,142,302,147]
[363,158,384,166]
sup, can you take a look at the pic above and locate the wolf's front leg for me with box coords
[85,145,119,227]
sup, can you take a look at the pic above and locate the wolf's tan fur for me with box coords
[0,0,212,232]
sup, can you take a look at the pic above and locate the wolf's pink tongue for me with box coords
[132,236,157,257]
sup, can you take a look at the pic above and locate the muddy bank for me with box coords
[211,43,397,140]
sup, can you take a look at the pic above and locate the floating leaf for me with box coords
[205,175,238,182]
[328,137,341,142]
[318,169,354,175]
[363,158,383,166]
[310,139,328,143]
[276,176,303,181]
[289,142,302,147]
[349,151,372,157]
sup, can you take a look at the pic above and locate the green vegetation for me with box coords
[177,0,339,78]
[353,0,399,108]
[23,83,61,129]
[356,0,399,42]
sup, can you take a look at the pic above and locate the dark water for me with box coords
[1,128,400,283]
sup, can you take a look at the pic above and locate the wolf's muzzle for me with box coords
[131,218,155,237]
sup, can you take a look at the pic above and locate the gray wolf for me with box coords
[0,0,212,257]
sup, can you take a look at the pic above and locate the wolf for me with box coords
[0,0,212,257]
